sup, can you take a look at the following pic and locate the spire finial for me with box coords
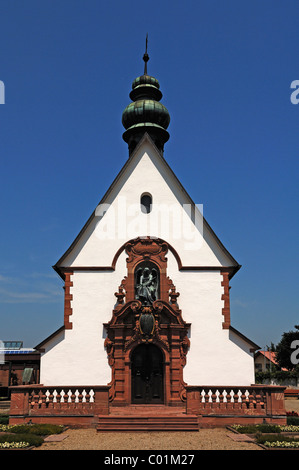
[143,33,149,75]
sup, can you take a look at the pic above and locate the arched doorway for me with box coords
[131,344,164,404]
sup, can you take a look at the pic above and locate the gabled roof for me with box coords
[255,350,288,370]
[53,133,241,279]
[229,326,260,352]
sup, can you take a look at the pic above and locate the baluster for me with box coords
[260,389,266,409]
[89,389,95,403]
[45,390,50,402]
[75,389,80,403]
[60,389,65,403]
[208,389,213,403]
[67,389,73,403]
[244,389,251,408]
[251,389,256,409]
[53,389,58,403]
[230,389,235,403]
[38,390,44,407]
[255,388,261,405]
[222,389,227,403]
[30,390,35,406]
[215,389,220,403]
[201,389,206,403]
[245,389,250,408]
[82,389,87,403]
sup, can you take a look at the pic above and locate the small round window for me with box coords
[140,193,152,214]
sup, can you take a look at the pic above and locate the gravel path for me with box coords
[34,399,299,451]
[33,428,261,451]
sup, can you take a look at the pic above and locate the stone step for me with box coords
[0,401,10,410]
[109,405,187,416]
[97,415,199,432]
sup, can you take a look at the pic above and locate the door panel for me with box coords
[131,344,164,404]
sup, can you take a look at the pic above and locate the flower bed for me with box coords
[256,434,299,448]
[0,433,43,448]
[0,441,30,449]
[262,441,299,448]
[229,423,299,449]
[231,423,299,434]
[0,423,64,449]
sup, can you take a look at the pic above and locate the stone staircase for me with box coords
[97,405,199,432]
[0,400,10,410]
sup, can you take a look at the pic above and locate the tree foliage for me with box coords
[275,325,299,371]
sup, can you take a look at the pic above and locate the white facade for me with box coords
[39,136,257,387]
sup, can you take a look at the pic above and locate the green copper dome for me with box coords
[122,42,170,155]
[122,99,170,130]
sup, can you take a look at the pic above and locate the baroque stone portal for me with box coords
[104,237,190,406]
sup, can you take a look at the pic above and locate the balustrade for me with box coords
[9,383,285,427]
[186,385,285,417]
[9,384,110,423]
[29,387,95,410]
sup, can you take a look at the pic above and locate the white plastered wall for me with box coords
[166,252,255,386]
[40,251,127,385]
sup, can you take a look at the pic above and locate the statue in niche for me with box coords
[135,265,159,306]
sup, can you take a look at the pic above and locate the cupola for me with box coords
[122,36,170,155]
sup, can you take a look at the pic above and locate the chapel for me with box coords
[38,43,258,399]
[9,43,286,429]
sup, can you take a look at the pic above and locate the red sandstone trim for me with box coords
[221,271,230,329]
[8,384,286,428]
[105,237,190,407]
[64,272,73,329]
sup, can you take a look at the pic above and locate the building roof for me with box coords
[255,350,288,370]
[256,350,278,364]
[0,341,39,356]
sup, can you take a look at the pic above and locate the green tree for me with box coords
[275,325,299,371]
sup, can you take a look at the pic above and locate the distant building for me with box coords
[0,341,40,398]
[254,350,287,373]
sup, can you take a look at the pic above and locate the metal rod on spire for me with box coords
[143,33,149,75]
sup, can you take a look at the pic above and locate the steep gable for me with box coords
[54,134,240,278]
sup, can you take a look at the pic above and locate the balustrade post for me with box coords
[186,386,200,414]
[265,386,286,416]
[93,386,110,415]
[9,386,29,417]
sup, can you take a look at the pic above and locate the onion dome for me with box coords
[122,36,170,155]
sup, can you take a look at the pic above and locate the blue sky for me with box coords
[0,0,298,349]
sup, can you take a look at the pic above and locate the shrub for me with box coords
[0,422,64,434]
[256,434,299,444]
[287,415,299,425]
[0,433,44,447]
[9,423,64,436]
[256,424,281,433]
[231,424,281,434]
[231,425,258,434]
[29,423,64,435]
[0,415,9,425]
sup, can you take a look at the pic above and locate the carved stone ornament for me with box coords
[104,237,190,406]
